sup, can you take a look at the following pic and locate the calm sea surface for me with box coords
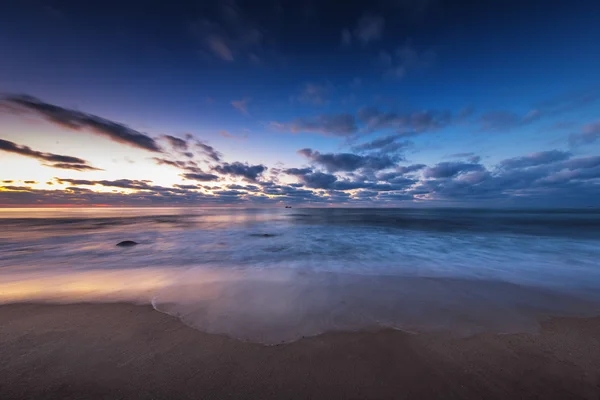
[1,207,600,343]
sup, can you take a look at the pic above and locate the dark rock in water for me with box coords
[116,240,138,247]
[249,233,277,238]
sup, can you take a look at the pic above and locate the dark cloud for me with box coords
[181,172,221,182]
[56,178,156,190]
[298,148,396,172]
[212,162,267,181]
[499,150,571,170]
[423,162,484,179]
[1,186,31,191]
[272,114,357,137]
[410,152,600,207]
[50,163,102,171]
[226,184,259,191]
[284,167,313,176]
[299,171,338,189]
[563,156,600,170]
[0,185,230,207]
[174,184,200,190]
[1,138,86,164]
[0,138,101,171]
[569,121,600,146]
[285,164,415,191]
[4,95,162,152]
[163,135,188,151]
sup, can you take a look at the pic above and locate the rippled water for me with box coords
[1,207,600,343]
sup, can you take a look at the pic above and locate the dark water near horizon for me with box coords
[1,207,600,343]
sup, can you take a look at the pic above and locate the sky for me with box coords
[1,0,600,208]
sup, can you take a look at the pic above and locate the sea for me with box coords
[1,207,600,343]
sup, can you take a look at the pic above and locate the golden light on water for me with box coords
[0,268,175,303]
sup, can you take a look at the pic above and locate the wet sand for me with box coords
[1,303,599,399]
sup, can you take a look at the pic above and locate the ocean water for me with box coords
[1,207,600,343]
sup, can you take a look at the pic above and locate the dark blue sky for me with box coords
[1,0,600,207]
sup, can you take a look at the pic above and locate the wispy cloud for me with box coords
[231,98,251,116]
[295,82,334,105]
[272,114,358,137]
[354,14,385,45]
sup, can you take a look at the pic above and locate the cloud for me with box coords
[0,138,101,171]
[160,134,221,162]
[231,98,251,116]
[190,3,265,63]
[50,163,102,171]
[298,148,396,172]
[3,95,161,152]
[55,178,156,190]
[478,110,540,132]
[352,134,412,154]
[295,82,333,105]
[357,107,451,134]
[423,162,484,179]
[297,171,338,189]
[152,157,203,173]
[195,141,222,162]
[536,88,600,116]
[207,35,234,61]
[377,164,426,181]
[448,152,481,163]
[284,167,313,176]
[285,167,415,192]
[476,88,599,134]
[379,41,436,79]
[354,14,384,45]
[181,172,220,182]
[212,162,267,181]
[499,150,571,170]
[569,120,600,146]
[174,184,200,190]
[272,114,357,137]
[219,130,248,140]
[163,135,189,151]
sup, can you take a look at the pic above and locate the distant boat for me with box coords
[285,206,292,208]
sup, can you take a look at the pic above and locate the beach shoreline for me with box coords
[1,302,599,399]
